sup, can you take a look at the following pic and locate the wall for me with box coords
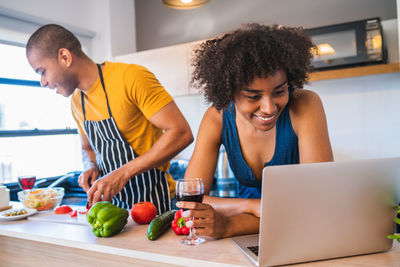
[136,0,397,51]
[0,0,136,61]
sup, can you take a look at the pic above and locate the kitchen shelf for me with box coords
[309,62,400,82]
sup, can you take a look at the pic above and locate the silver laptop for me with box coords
[232,157,400,267]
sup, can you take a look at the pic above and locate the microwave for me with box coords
[306,18,387,71]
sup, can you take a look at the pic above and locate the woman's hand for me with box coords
[176,201,230,239]
[86,168,129,206]
[246,198,261,218]
[78,166,100,192]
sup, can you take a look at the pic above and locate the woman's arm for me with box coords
[184,107,223,193]
[203,195,261,217]
[177,202,260,239]
[290,89,334,163]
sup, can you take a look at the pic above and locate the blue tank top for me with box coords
[221,102,299,199]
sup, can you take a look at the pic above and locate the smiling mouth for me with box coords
[255,114,276,122]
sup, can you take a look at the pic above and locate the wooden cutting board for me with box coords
[27,207,89,226]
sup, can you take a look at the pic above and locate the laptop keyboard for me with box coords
[247,245,259,256]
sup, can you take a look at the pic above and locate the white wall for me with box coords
[0,0,136,61]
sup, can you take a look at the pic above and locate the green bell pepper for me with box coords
[87,201,129,237]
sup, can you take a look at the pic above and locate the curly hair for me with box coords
[191,23,316,110]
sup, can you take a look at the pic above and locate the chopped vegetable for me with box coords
[4,209,27,217]
[21,188,63,211]
[54,205,73,214]
[69,210,78,217]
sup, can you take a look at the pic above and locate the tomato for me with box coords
[69,210,78,217]
[54,205,73,214]
[78,210,88,215]
[130,201,157,224]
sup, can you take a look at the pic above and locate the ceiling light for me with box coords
[162,0,210,10]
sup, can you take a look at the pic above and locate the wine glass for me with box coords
[176,178,205,245]
[18,175,36,190]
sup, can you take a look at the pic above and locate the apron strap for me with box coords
[80,91,87,121]
[96,64,113,118]
[80,63,113,120]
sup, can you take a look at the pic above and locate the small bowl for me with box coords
[18,187,64,212]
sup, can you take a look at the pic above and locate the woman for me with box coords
[177,23,333,238]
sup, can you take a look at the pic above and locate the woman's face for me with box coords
[233,70,289,132]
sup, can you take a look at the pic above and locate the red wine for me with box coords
[18,176,36,190]
[176,192,204,203]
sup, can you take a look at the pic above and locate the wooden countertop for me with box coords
[0,204,399,266]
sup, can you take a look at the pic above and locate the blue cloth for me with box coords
[221,102,299,198]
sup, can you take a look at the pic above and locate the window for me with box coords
[0,43,82,183]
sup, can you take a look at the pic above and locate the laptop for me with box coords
[232,157,400,267]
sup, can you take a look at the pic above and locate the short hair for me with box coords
[26,24,83,58]
[191,23,316,110]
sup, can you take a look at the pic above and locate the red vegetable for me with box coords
[171,209,190,235]
[54,205,73,214]
[131,202,157,224]
[69,210,78,217]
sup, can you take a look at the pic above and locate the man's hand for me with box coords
[176,201,230,239]
[86,168,129,206]
[78,166,100,192]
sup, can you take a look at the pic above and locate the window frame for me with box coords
[0,76,78,138]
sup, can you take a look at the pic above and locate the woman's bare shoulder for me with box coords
[289,89,324,115]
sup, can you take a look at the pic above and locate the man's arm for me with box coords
[122,100,193,176]
[87,101,193,204]
[78,133,100,192]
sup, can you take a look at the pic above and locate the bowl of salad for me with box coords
[18,187,64,212]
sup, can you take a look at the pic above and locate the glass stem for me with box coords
[188,217,196,238]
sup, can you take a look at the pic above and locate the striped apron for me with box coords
[80,64,171,214]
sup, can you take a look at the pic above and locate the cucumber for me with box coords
[147,210,176,240]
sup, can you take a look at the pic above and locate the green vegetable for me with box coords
[147,210,176,240]
[387,206,400,243]
[87,201,129,237]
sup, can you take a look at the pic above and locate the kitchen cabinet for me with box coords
[114,43,191,97]
[309,62,400,82]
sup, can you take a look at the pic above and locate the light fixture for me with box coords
[162,0,210,10]
[315,43,335,56]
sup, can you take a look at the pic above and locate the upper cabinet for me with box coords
[114,43,192,97]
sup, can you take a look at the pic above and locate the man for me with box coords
[26,24,193,213]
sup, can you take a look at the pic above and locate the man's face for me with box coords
[27,48,78,97]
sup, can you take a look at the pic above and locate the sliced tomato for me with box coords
[69,210,78,217]
[78,210,88,215]
[54,205,73,214]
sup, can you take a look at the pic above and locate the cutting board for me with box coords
[27,207,89,226]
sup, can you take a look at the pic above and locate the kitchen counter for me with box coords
[0,204,399,266]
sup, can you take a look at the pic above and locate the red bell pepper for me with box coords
[69,209,78,217]
[171,209,190,235]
